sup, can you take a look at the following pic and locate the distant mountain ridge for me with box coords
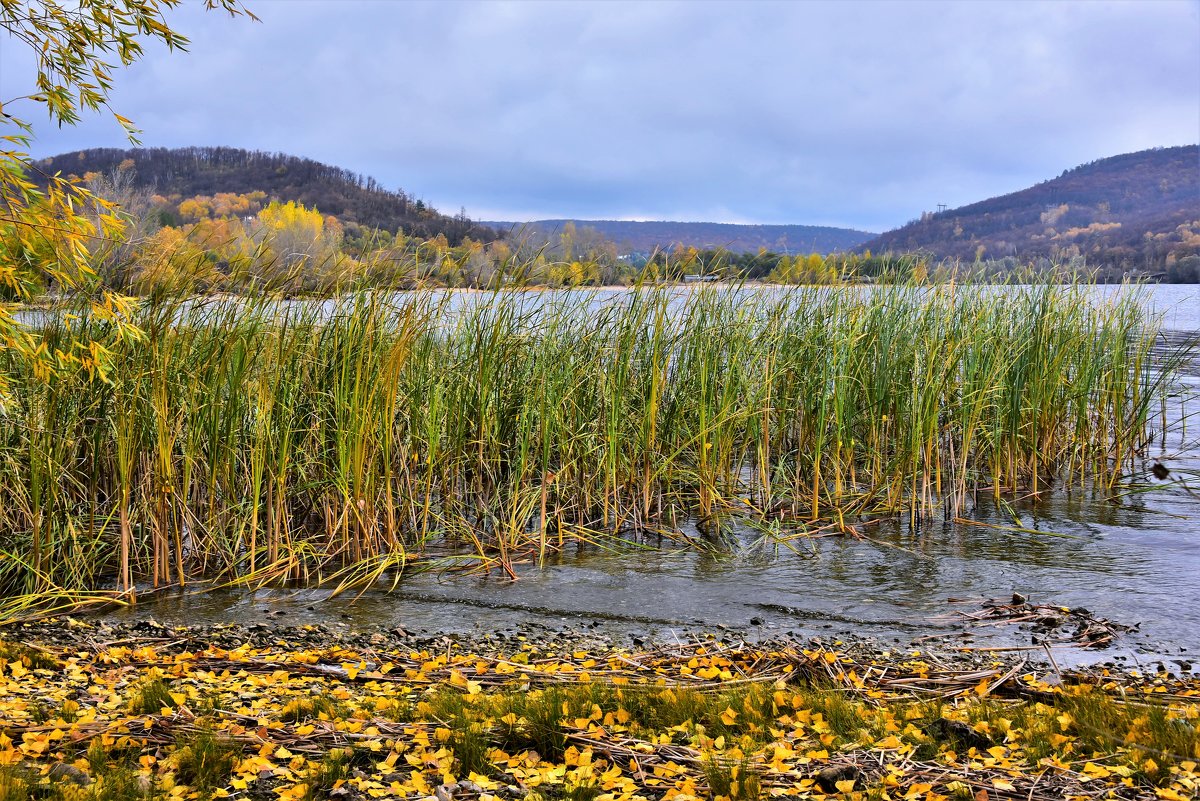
[35,146,499,245]
[481,219,875,255]
[861,146,1200,269]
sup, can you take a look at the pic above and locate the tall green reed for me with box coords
[0,280,1189,603]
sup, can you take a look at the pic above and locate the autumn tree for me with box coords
[0,0,254,400]
[84,161,161,287]
[249,200,358,292]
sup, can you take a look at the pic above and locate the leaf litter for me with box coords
[0,619,1194,801]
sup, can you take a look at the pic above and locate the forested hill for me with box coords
[481,219,875,255]
[860,146,1200,270]
[35,147,499,244]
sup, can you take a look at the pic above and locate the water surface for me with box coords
[111,284,1200,668]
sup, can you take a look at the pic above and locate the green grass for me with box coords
[0,280,1191,603]
[1057,687,1200,770]
[0,741,163,801]
[0,640,61,670]
[171,730,240,793]
[128,678,175,715]
[703,757,762,801]
[301,749,354,801]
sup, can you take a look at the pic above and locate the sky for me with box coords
[1,0,1197,233]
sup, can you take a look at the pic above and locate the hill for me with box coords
[481,219,874,256]
[860,146,1200,271]
[33,146,499,245]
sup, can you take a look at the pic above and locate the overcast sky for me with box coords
[2,0,1197,232]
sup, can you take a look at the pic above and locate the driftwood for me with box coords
[940,595,1136,649]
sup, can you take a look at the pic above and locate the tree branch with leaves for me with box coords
[0,0,255,402]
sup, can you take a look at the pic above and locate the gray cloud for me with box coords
[2,0,1196,231]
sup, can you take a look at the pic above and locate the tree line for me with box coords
[35,146,500,245]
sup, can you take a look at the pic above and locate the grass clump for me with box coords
[0,640,61,671]
[85,738,145,778]
[703,757,762,801]
[0,767,35,801]
[301,749,354,801]
[0,761,160,801]
[128,678,175,715]
[88,767,157,801]
[280,695,338,723]
[419,690,499,776]
[1057,688,1200,773]
[170,730,240,793]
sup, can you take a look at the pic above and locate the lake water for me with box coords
[111,284,1200,669]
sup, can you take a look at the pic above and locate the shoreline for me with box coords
[1,617,1196,800]
[13,279,1197,310]
[3,614,1186,685]
[4,616,1034,676]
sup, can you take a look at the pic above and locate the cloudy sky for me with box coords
[2,0,1197,232]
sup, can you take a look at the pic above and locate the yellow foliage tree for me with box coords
[250,200,357,291]
[178,196,214,221]
[0,0,255,401]
[131,225,194,294]
[133,217,256,294]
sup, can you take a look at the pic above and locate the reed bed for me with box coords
[0,282,1189,603]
